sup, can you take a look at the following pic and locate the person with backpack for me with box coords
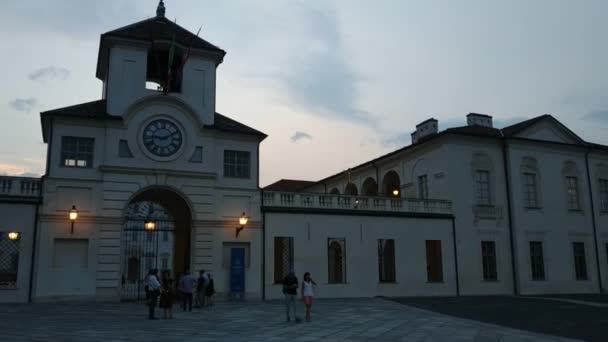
[282,271,300,322]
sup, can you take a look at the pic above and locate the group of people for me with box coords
[282,271,317,322]
[144,269,215,320]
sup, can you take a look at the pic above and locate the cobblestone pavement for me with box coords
[0,298,579,342]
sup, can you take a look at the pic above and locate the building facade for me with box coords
[1,3,607,302]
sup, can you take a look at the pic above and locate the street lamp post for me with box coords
[236,212,248,238]
[69,205,78,234]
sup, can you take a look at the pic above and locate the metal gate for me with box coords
[120,202,175,301]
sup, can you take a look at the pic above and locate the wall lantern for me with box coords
[236,212,248,238]
[69,205,78,234]
[7,231,20,241]
[392,189,400,197]
[144,220,156,231]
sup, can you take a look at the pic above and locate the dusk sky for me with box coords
[1,0,607,186]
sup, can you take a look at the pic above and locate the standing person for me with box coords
[205,272,215,306]
[282,271,300,322]
[178,269,196,312]
[146,269,161,320]
[301,272,317,322]
[195,270,208,308]
[159,271,175,319]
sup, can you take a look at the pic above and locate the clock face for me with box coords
[142,119,183,157]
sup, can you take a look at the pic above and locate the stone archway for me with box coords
[361,177,378,196]
[382,171,401,197]
[120,187,192,301]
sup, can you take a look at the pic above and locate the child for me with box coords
[159,276,176,319]
[205,272,215,306]
[301,272,317,322]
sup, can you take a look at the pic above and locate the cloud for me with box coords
[290,131,312,143]
[583,110,608,123]
[29,66,70,81]
[274,4,370,124]
[9,98,37,113]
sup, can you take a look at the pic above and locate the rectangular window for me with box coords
[418,175,429,199]
[523,173,539,208]
[573,242,588,280]
[378,239,396,282]
[566,176,580,210]
[425,240,443,282]
[328,238,346,283]
[481,241,498,281]
[475,170,491,205]
[273,237,294,283]
[224,150,251,178]
[0,231,21,288]
[600,179,608,213]
[61,137,94,168]
[529,241,545,281]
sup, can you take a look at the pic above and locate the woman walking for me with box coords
[301,272,316,322]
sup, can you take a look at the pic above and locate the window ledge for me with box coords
[378,281,398,284]
[531,279,546,282]
[524,207,542,211]
[426,280,444,284]
[482,279,499,283]
[567,209,583,213]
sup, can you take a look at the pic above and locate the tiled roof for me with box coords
[40,99,266,138]
[40,100,121,120]
[263,179,316,192]
[444,125,503,138]
[102,16,226,56]
[206,113,267,138]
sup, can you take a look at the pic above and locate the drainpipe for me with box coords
[28,177,43,303]
[261,191,266,300]
[584,148,603,293]
[451,217,460,296]
[501,139,519,295]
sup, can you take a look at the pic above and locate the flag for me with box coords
[166,33,176,92]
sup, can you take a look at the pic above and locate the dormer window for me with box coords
[146,42,185,93]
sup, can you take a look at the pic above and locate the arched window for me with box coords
[361,177,378,196]
[329,188,340,195]
[563,161,581,210]
[521,157,541,208]
[382,170,401,197]
[344,183,358,196]
[328,238,346,283]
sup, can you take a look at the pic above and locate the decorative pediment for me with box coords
[503,115,585,145]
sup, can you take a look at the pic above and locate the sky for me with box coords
[1,0,607,186]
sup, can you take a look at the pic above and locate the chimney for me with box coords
[467,113,493,128]
[412,118,438,144]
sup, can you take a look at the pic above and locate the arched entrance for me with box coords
[382,171,401,197]
[120,187,192,301]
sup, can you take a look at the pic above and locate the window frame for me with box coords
[523,172,539,209]
[566,176,581,211]
[572,242,588,281]
[327,238,346,284]
[273,237,294,283]
[425,240,443,283]
[599,179,608,213]
[481,241,498,281]
[417,175,429,200]
[60,136,95,168]
[529,241,546,281]
[378,239,396,283]
[223,150,251,179]
[475,170,492,206]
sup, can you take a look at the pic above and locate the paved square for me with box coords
[0,298,579,341]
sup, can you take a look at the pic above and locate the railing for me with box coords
[263,191,453,215]
[0,177,42,198]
